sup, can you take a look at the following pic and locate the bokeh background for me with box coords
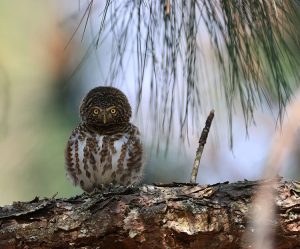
[0,1,299,205]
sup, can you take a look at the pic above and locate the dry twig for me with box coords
[190,109,215,183]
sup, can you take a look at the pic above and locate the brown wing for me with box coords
[65,132,78,186]
[120,125,144,185]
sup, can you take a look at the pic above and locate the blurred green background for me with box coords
[0,1,83,204]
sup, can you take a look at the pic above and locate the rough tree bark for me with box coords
[0,179,300,249]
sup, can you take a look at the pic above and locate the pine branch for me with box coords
[67,0,300,146]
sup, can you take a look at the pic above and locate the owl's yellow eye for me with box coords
[92,108,99,115]
[110,108,116,114]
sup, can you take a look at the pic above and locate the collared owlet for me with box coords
[65,86,143,192]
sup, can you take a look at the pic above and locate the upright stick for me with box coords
[190,110,215,183]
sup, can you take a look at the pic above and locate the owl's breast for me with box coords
[65,126,142,192]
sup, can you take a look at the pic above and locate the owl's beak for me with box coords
[102,114,107,124]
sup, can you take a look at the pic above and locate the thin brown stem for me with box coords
[190,109,215,183]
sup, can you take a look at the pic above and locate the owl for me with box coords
[65,86,143,193]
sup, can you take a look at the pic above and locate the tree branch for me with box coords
[0,179,300,248]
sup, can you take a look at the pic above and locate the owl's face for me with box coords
[80,86,132,127]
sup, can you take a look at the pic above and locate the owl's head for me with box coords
[80,86,132,127]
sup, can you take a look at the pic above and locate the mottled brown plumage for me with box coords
[65,86,143,192]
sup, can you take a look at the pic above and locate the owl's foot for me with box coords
[84,183,138,197]
[101,184,138,196]
[88,188,103,196]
